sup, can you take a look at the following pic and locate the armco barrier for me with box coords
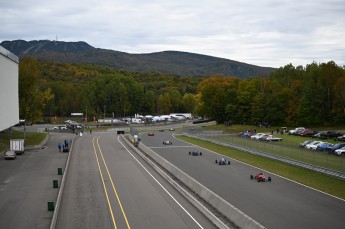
[123,135,265,229]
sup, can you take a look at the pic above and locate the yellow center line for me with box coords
[92,136,117,229]
[96,137,131,229]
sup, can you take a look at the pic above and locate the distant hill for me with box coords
[1,39,276,78]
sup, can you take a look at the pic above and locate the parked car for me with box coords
[4,150,16,160]
[312,132,323,138]
[298,129,318,137]
[53,125,67,130]
[240,131,253,138]
[299,140,315,148]
[334,146,345,156]
[250,133,265,140]
[319,131,343,139]
[261,134,283,141]
[316,142,334,151]
[305,141,323,150]
[337,134,345,141]
[308,141,325,150]
[288,127,305,135]
[327,143,345,154]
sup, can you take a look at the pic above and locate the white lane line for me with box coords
[117,137,204,229]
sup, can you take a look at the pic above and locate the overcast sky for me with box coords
[1,0,344,68]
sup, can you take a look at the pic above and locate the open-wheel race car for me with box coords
[215,158,230,165]
[189,150,202,156]
[163,140,172,145]
[250,172,272,182]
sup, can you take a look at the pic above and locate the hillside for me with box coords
[1,39,276,78]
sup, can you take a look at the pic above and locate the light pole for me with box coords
[104,105,106,120]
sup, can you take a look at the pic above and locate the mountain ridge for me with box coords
[1,39,276,78]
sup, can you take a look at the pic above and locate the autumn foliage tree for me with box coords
[19,57,54,122]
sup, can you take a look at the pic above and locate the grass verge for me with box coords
[0,130,47,149]
[177,135,345,200]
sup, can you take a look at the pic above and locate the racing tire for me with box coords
[257,179,261,182]
[215,160,218,163]
[219,162,221,165]
[250,175,254,179]
[227,161,230,165]
[268,177,272,182]
[189,152,191,155]
[200,152,202,156]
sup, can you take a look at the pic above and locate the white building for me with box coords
[0,45,19,131]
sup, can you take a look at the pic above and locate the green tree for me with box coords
[197,76,238,123]
[169,89,182,112]
[19,57,54,122]
[157,92,172,114]
[182,93,196,114]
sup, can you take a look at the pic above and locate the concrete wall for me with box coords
[0,45,19,131]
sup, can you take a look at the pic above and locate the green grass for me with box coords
[177,135,345,199]
[210,135,345,171]
[193,124,345,172]
[0,130,47,150]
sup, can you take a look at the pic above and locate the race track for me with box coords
[140,130,345,229]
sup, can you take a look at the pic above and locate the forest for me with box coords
[19,56,345,126]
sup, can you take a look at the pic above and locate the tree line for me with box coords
[19,57,345,126]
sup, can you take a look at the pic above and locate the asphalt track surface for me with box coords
[140,130,345,229]
[0,132,71,229]
[56,132,216,229]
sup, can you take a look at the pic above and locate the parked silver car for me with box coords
[4,150,16,160]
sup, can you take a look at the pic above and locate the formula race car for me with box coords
[189,150,202,156]
[148,132,154,136]
[250,173,272,182]
[163,140,172,145]
[215,158,230,165]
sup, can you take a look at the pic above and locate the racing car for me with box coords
[250,172,272,182]
[163,140,172,145]
[215,158,230,165]
[189,150,202,156]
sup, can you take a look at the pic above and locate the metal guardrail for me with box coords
[185,133,345,181]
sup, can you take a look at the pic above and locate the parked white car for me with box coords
[288,127,305,135]
[305,141,323,150]
[334,146,345,156]
[250,133,265,140]
[53,125,67,130]
[4,150,16,160]
[261,135,283,141]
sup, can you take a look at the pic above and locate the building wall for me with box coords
[0,46,19,131]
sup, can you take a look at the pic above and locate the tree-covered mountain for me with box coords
[1,39,275,78]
